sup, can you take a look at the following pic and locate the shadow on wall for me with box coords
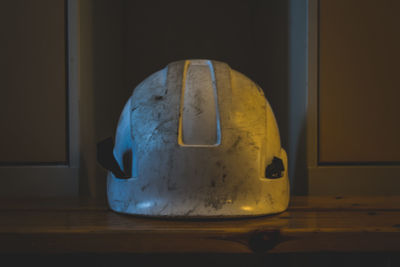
[292,117,308,195]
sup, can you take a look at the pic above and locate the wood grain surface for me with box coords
[0,196,399,254]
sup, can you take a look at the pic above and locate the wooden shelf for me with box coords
[1,196,399,254]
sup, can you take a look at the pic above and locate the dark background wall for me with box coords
[84,0,290,197]
[123,0,289,148]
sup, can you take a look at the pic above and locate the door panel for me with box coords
[0,0,67,163]
[318,0,400,163]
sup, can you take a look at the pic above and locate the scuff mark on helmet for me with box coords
[140,183,150,192]
[167,178,178,191]
[153,95,164,101]
[184,206,197,216]
[159,203,169,213]
[228,136,242,152]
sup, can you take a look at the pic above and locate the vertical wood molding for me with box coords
[67,0,80,169]
[77,0,98,198]
[306,0,319,169]
[288,0,308,195]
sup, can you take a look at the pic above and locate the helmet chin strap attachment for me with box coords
[265,157,285,179]
[97,137,131,179]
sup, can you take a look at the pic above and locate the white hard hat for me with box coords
[98,59,289,217]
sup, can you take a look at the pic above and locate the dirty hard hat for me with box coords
[98,59,289,217]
